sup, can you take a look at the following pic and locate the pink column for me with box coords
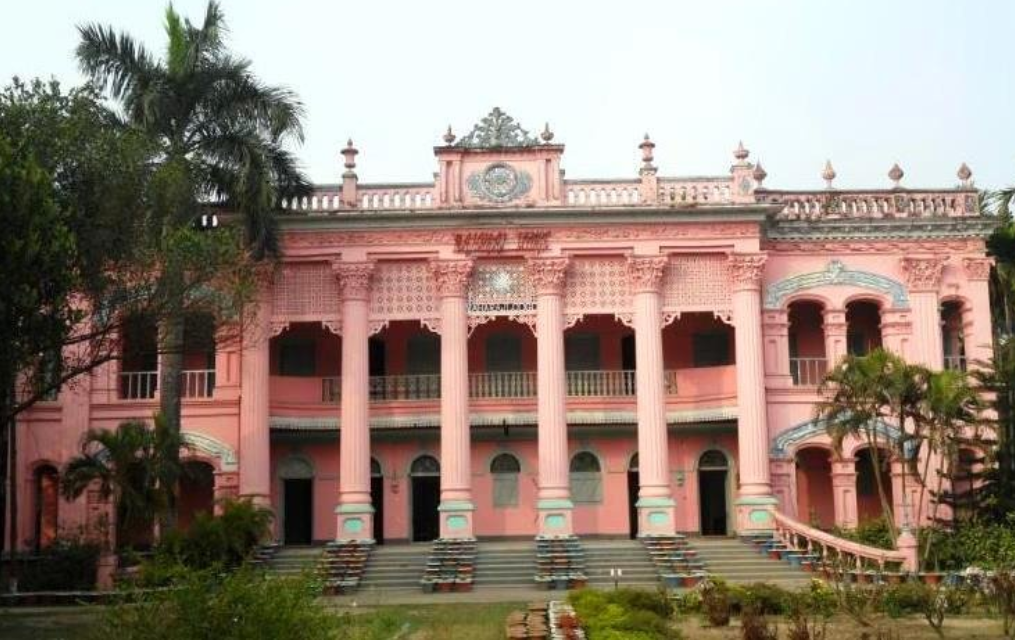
[961,258,993,367]
[528,258,573,535]
[628,256,676,535]
[334,262,375,540]
[431,260,475,539]
[239,277,271,504]
[900,256,946,369]
[822,309,848,367]
[880,309,913,359]
[729,254,778,532]
[831,458,858,528]
[762,310,793,388]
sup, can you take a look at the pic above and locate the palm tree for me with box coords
[817,349,930,542]
[75,1,309,527]
[61,415,186,549]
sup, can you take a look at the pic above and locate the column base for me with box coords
[734,495,779,534]
[537,499,574,535]
[636,497,677,536]
[335,503,375,541]
[438,500,475,538]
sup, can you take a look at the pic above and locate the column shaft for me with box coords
[730,254,778,531]
[432,260,474,538]
[239,284,271,502]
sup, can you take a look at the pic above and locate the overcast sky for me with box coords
[2,0,1013,190]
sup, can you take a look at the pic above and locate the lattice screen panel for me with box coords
[370,262,439,321]
[563,257,631,317]
[272,262,339,321]
[662,254,732,316]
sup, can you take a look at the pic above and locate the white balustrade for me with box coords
[773,511,912,572]
[322,377,341,403]
[369,374,441,401]
[180,369,216,399]
[762,190,974,220]
[790,357,828,387]
[943,355,967,372]
[469,371,537,399]
[119,371,158,400]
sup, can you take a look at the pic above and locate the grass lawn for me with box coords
[0,603,1007,639]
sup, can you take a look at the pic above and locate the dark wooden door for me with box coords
[411,476,440,542]
[283,478,313,545]
[371,475,384,544]
[699,470,728,535]
[627,469,639,539]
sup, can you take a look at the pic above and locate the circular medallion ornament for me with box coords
[467,162,532,203]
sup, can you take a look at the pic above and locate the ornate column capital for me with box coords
[900,256,946,292]
[627,255,668,294]
[728,253,767,292]
[333,261,374,301]
[527,257,569,296]
[430,259,474,298]
[962,257,992,281]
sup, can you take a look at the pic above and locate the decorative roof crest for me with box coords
[454,107,542,149]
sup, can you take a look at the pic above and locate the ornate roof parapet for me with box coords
[450,107,543,149]
[752,161,768,186]
[729,141,757,204]
[638,134,659,205]
[900,256,946,292]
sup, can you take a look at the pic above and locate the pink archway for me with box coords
[794,447,834,529]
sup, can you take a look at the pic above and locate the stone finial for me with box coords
[734,140,750,163]
[752,160,768,185]
[957,162,973,187]
[341,139,358,170]
[443,125,456,145]
[822,160,837,189]
[540,122,555,143]
[888,162,904,188]
[639,133,656,165]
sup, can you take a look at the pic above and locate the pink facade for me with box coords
[10,109,993,549]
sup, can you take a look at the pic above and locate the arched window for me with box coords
[699,450,729,469]
[371,458,382,477]
[570,452,603,503]
[490,453,521,507]
[410,455,440,476]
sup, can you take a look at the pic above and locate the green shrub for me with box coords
[701,579,732,627]
[880,582,932,618]
[670,589,701,614]
[569,588,681,640]
[153,498,272,572]
[737,582,792,615]
[93,567,337,640]
[921,515,1015,570]
[833,517,895,551]
[19,537,100,591]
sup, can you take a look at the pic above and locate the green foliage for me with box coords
[880,582,933,618]
[735,582,793,616]
[61,415,185,549]
[833,517,896,551]
[920,515,1015,570]
[93,567,338,640]
[739,604,778,640]
[700,578,732,626]
[149,499,272,575]
[568,588,681,640]
[19,537,100,591]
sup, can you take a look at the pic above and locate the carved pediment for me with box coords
[454,108,541,149]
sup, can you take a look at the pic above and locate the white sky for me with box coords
[2,0,1013,190]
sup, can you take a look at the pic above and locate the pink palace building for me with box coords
[14,109,994,554]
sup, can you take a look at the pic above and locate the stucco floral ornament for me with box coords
[900,256,946,292]
[455,107,541,149]
[468,162,532,203]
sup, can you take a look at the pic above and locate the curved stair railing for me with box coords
[771,511,915,573]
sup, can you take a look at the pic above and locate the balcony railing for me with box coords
[790,357,828,387]
[120,371,158,400]
[943,355,967,372]
[370,374,441,401]
[181,369,216,399]
[119,370,216,400]
[470,371,537,399]
[319,370,681,402]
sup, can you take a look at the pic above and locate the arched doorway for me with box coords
[179,461,215,531]
[698,450,729,536]
[278,456,314,545]
[370,458,384,544]
[33,465,59,550]
[855,447,893,524]
[627,453,639,539]
[795,448,834,529]
[410,455,440,542]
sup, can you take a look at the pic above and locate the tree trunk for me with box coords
[6,406,17,592]
[866,430,898,541]
[158,311,183,532]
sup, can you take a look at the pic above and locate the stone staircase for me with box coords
[265,546,322,576]
[691,537,811,587]
[357,544,429,592]
[582,539,659,588]
[473,541,536,589]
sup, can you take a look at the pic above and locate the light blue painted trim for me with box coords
[537,499,575,510]
[335,504,375,514]
[770,417,910,459]
[438,500,475,512]
[635,497,676,508]
[764,259,909,309]
[734,496,779,506]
